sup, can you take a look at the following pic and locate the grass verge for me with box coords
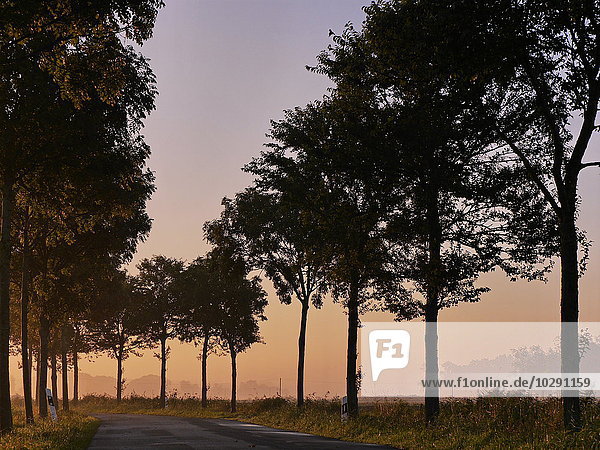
[76,395,600,448]
[0,408,99,450]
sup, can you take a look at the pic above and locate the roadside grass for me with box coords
[76,394,600,448]
[0,407,99,450]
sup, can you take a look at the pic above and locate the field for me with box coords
[76,395,600,449]
[0,406,99,450]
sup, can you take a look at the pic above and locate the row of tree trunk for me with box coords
[20,319,81,422]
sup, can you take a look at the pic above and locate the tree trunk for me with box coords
[559,208,581,431]
[424,305,440,424]
[72,349,79,405]
[346,273,360,418]
[0,181,14,433]
[159,337,167,408]
[201,332,209,408]
[51,352,58,407]
[20,212,34,423]
[38,316,50,418]
[230,346,237,413]
[297,301,309,407]
[61,327,69,411]
[29,347,35,403]
[424,185,442,425]
[116,347,123,403]
[35,351,40,406]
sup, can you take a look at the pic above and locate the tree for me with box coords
[307,4,558,424]
[351,0,600,430]
[468,0,599,430]
[59,323,73,411]
[70,320,92,406]
[135,256,185,409]
[0,0,162,431]
[204,219,267,413]
[247,94,399,417]
[176,257,221,408]
[212,189,328,407]
[88,270,148,402]
[0,1,163,102]
[12,200,35,423]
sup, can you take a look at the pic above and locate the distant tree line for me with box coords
[10,233,267,419]
[86,246,267,414]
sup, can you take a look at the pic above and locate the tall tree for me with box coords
[469,0,599,430]
[248,95,397,417]
[0,0,162,431]
[60,324,72,411]
[70,320,91,406]
[12,200,34,423]
[212,190,328,407]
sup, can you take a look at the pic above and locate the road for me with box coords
[88,413,392,449]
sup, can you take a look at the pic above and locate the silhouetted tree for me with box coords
[249,93,399,417]
[135,256,185,409]
[212,190,328,407]
[176,257,221,408]
[204,218,267,413]
[462,0,599,430]
[0,1,162,430]
[88,270,149,402]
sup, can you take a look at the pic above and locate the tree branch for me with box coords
[580,161,600,169]
[495,127,561,214]
[519,56,566,199]
[567,80,600,176]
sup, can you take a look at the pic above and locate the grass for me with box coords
[76,394,600,448]
[0,407,99,450]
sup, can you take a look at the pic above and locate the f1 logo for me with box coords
[369,329,410,381]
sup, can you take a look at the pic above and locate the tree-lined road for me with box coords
[88,414,390,449]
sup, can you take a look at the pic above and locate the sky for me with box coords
[11,0,600,399]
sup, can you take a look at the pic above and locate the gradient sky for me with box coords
[12,0,600,399]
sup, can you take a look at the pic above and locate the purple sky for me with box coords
[133,0,368,263]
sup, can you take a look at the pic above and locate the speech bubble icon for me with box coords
[369,329,410,382]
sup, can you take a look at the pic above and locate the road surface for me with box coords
[88,413,392,449]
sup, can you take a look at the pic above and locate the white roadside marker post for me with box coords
[341,396,348,422]
[46,388,58,421]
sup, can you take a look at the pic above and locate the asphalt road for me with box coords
[88,413,392,449]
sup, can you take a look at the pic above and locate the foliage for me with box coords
[203,217,268,357]
[135,256,185,347]
[88,270,149,361]
[175,257,220,345]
